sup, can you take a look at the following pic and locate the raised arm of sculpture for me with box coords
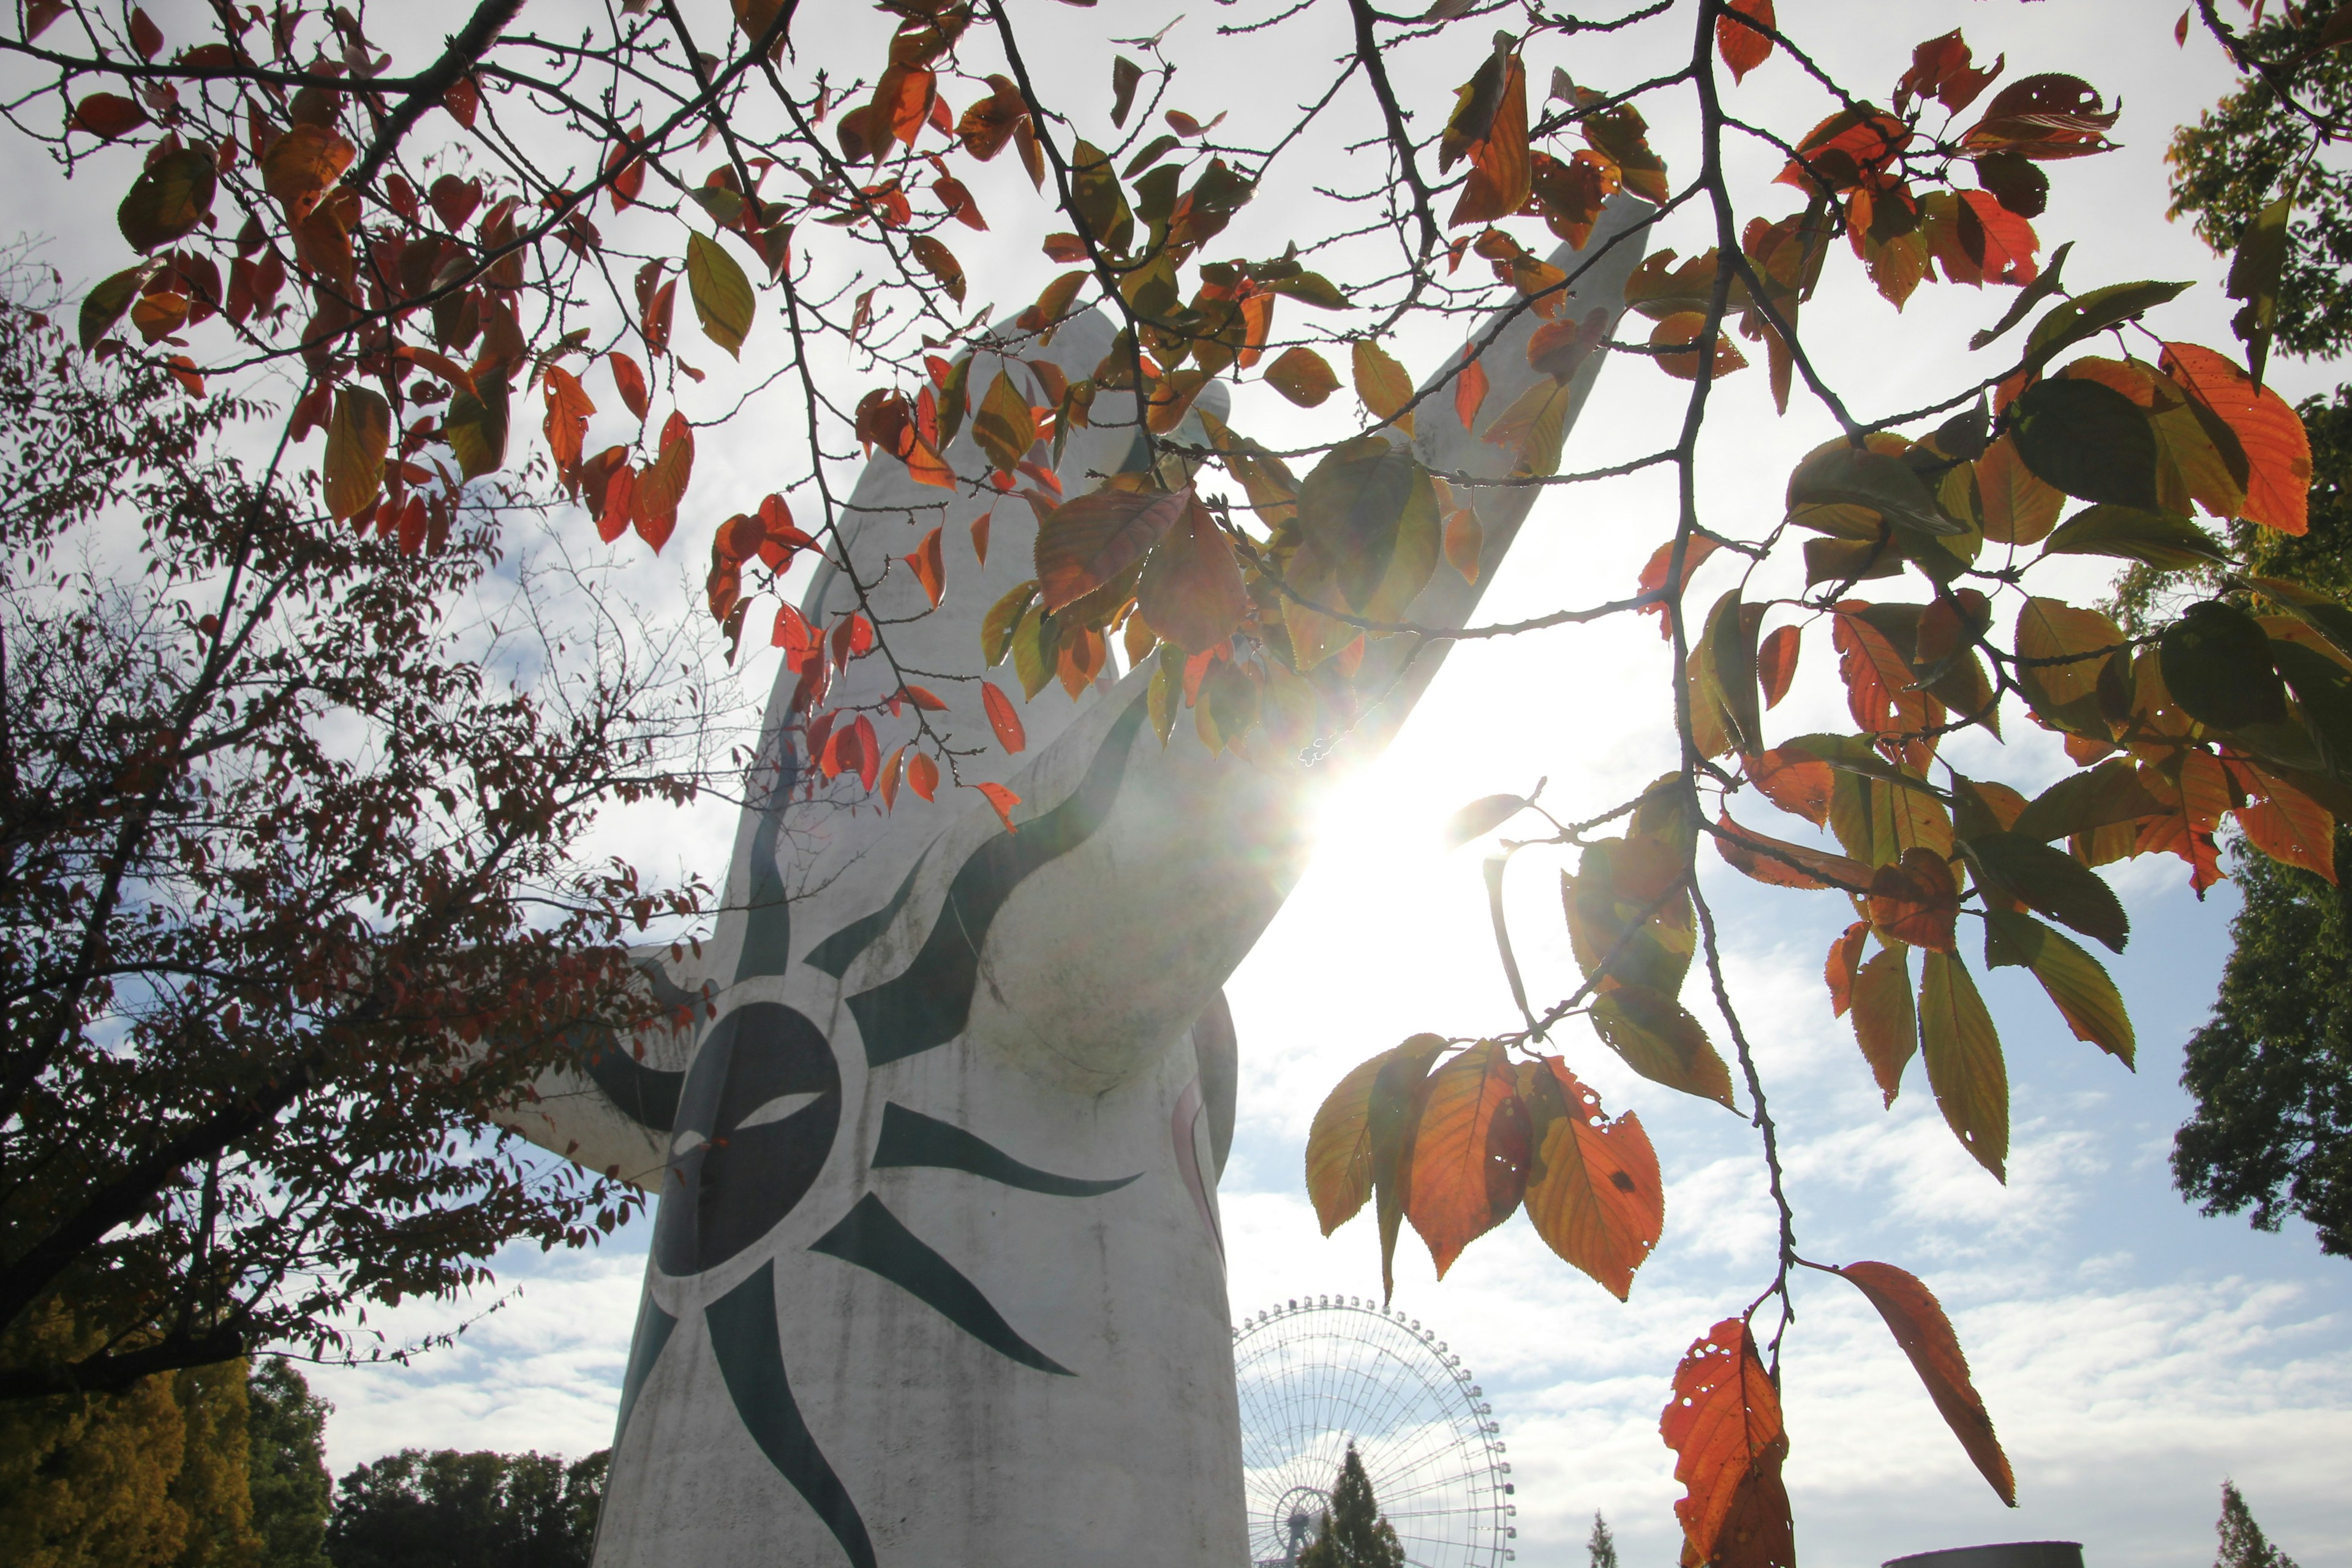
[494,196,1649,1568]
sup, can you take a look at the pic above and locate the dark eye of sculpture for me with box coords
[654,1001,841,1277]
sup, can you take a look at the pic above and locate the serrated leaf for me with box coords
[1918,950,2008,1180]
[1591,987,1735,1107]
[1836,1261,2016,1506]
[1961,831,2128,952]
[2010,758,2162,843]
[1136,496,1246,653]
[323,386,389,522]
[1786,443,1962,537]
[1033,486,1188,611]
[1851,944,1917,1106]
[1521,1058,1662,1300]
[1266,345,1340,406]
[1660,1319,1793,1568]
[1983,909,2135,1065]
[2021,279,2190,371]
[2010,376,2159,510]
[2041,505,2227,569]
[1351,339,1416,432]
[980,579,1036,666]
[1405,1041,1529,1277]
[973,369,1038,474]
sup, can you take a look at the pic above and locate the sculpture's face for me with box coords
[652,1000,842,1278]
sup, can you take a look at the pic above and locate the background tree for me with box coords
[245,1359,332,1568]
[0,279,726,1401]
[2215,1479,2301,1568]
[324,1446,606,1568]
[0,1,2342,1559]
[1586,1511,1619,1568]
[1295,1443,1404,1568]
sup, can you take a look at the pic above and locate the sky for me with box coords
[10,1,2349,1564]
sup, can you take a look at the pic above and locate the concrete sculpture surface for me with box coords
[494,196,1648,1566]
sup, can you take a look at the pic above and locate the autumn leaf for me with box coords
[905,525,946,607]
[1453,355,1490,430]
[323,386,390,522]
[1137,497,1246,654]
[1850,943,1917,1106]
[1267,345,1340,407]
[1404,1041,1529,1277]
[1521,1058,1664,1300]
[907,752,940,801]
[118,148,217,254]
[976,780,1020,832]
[1303,1035,1450,1300]
[1660,1319,1794,1568]
[1749,747,1833,826]
[1444,508,1483,583]
[1868,848,1961,952]
[541,366,594,478]
[1919,950,2008,1180]
[1835,1262,2016,1506]
[1983,910,2135,1065]
[981,680,1026,753]
[1716,0,1776,83]
[1757,624,1801,707]
[973,370,1038,473]
[2160,342,2313,535]
[686,231,755,358]
[1351,339,1416,432]
[609,352,650,422]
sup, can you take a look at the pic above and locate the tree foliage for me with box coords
[1295,1443,1404,1568]
[2215,1479,2301,1568]
[245,1360,331,1568]
[1,0,2345,1559]
[325,1446,606,1568]
[0,282,722,1401]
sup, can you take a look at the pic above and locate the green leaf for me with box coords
[1259,271,1349,310]
[323,385,389,521]
[1786,443,1964,537]
[1704,590,1763,755]
[2009,377,2159,510]
[2226,190,2293,394]
[1369,1035,1449,1303]
[685,231,755,358]
[1969,239,2071,351]
[1068,140,1134,255]
[2269,637,2352,779]
[1850,943,1917,1107]
[1589,986,1736,1108]
[1297,436,1439,612]
[1110,55,1144,127]
[973,370,1038,474]
[80,263,153,350]
[1918,951,2008,1181]
[1960,831,2129,952]
[981,579,1038,667]
[1983,910,2135,1066]
[2010,758,2163,843]
[1125,134,1181,178]
[2021,279,2192,372]
[1010,601,1055,699]
[117,148,217,253]
[2041,505,2228,570]
[443,375,508,480]
[2160,600,2288,731]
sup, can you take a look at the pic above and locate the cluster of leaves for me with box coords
[0,287,721,1402]
[17,0,2352,1559]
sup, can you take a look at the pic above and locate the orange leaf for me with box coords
[1868,847,1961,952]
[1757,624,1801,708]
[1033,486,1189,611]
[981,680,1026,753]
[1851,944,1918,1105]
[1833,606,1931,739]
[1449,56,1531,227]
[976,780,1020,832]
[1975,434,2065,545]
[1716,0,1775,83]
[899,684,950,712]
[1825,921,1869,1017]
[2228,756,2335,883]
[1748,747,1833,826]
[1521,1058,1663,1300]
[1835,1261,2016,1506]
[1651,311,1748,379]
[1635,535,1721,639]
[1453,354,1490,429]
[1444,507,1483,584]
[1403,1041,1529,1278]
[1660,1319,1793,1568]
[878,745,904,812]
[597,464,636,544]
[905,525,946,607]
[852,715,881,790]
[2161,342,2313,535]
[541,365,594,477]
[609,351,649,421]
[907,751,940,801]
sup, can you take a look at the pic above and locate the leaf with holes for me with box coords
[1521,1058,1664,1300]
[1660,1319,1794,1568]
[1267,345,1340,407]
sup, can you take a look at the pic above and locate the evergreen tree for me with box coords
[1296,1444,1406,1568]
[1587,1511,1619,1568]
[2215,1480,2299,1568]
[244,1361,331,1568]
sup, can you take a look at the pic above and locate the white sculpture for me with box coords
[496,197,1648,1567]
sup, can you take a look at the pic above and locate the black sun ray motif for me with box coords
[586,692,1155,1567]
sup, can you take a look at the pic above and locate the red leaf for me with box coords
[1757,624,1801,707]
[1034,486,1189,611]
[1714,811,1872,892]
[1867,848,1961,952]
[900,684,950,712]
[907,751,940,801]
[606,126,647,211]
[541,365,594,478]
[878,745,905,812]
[443,74,481,129]
[1453,354,1490,429]
[981,680,1026,753]
[73,93,148,140]
[1835,1261,2016,1506]
[1136,496,1246,654]
[597,465,637,544]
[609,351,649,421]
[2160,342,2313,534]
[905,525,946,607]
[1660,1319,1793,1568]
[852,715,881,790]
[128,7,162,61]
[2227,756,2336,883]
[976,780,1020,832]
[1716,0,1775,83]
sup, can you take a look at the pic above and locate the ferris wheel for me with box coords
[1232,1295,1517,1568]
